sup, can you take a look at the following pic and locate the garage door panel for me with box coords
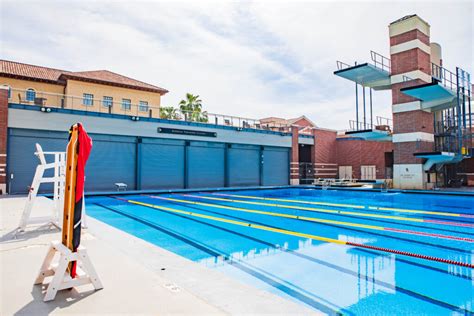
[187,143,225,188]
[7,129,68,194]
[262,147,289,186]
[141,143,185,189]
[228,146,260,187]
[85,140,136,191]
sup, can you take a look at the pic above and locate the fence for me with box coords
[8,88,290,131]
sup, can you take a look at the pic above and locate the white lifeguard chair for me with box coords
[18,144,88,232]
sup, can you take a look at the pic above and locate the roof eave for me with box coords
[60,74,168,95]
[0,73,64,85]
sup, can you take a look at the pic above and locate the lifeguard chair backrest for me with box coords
[35,143,47,165]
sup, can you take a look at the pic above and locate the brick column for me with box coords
[290,125,299,185]
[311,128,338,179]
[0,86,8,194]
[389,15,434,189]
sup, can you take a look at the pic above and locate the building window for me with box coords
[139,101,149,112]
[103,96,113,107]
[122,98,131,110]
[26,88,36,102]
[83,93,94,106]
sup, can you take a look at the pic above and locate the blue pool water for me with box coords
[86,188,474,315]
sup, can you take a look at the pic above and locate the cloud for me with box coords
[1,0,472,129]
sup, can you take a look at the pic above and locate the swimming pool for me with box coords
[86,188,474,315]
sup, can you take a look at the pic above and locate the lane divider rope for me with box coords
[115,197,474,269]
[182,194,474,229]
[213,193,473,219]
[149,195,474,243]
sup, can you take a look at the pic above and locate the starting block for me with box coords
[35,241,103,301]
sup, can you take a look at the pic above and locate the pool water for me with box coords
[86,188,474,315]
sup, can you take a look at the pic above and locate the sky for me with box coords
[1,0,473,129]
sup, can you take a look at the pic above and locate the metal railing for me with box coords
[348,116,392,132]
[336,51,391,73]
[370,50,391,73]
[431,63,458,91]
[8,88,292,132]
[336,60,352,71]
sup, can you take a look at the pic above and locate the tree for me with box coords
[179,93,208,123]
[160,106,182,120]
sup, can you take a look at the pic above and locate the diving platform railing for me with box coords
[344,116,392,142]
[348,116,392,132]
[334,51,391,90]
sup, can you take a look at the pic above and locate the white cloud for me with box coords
[1,0,472,129]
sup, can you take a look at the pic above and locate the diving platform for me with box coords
[334,63,391,90]
[414,151,463,171]
[344,128,392,142]
[334,51,392,90]
[400,81,457,112]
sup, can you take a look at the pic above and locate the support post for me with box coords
[35,241,103,301]
[290,125,300,185]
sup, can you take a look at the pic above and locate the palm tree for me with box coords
[179,93,208,122]
[159,106,181,120]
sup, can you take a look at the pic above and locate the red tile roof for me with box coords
[0,60,64,82]
[61,70,168,94]
[0,59,168,94]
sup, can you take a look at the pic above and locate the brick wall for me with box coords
[0,87,8,193]
[312,129,337,163]
[393,110,434,134]
[390,29,430,46]
[390,49,431,76]
[393,141,433,164]
[336,138,393,179]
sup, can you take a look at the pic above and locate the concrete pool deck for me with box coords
[0,196,318,315]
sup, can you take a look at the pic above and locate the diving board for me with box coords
[414,151,463,171]
[344,129,392,142]
[400,82,457,112]
[334,63,391,90]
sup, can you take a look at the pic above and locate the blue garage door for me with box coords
[228,144,260,187]
[85,134,136,192]
[7,128,68,194]
[187,141,225,188]
[140,138,185,190]
[262,146,289,186]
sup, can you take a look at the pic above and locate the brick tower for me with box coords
[389,15,434,189]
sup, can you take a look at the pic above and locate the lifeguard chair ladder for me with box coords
[18,143,66,231]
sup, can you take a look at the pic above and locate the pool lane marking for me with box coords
[95,203,343,314]
[150,195,474,243]
[116,197,474,269]
[213,193,473,219]
[181,194,474,229]
[97,203,474,314]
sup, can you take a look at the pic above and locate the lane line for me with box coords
[150,195,474,243]
[214,193,473,219]
[183,194,474,229]
[96,202,473,313]
[115,197,474,269]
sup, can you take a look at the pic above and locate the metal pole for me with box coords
[456,67,462,154]
[369,88,373,127]
[363,86,366,128]
[355,83,359,130]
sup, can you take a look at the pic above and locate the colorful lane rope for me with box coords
[181,194,474,229]
[149,195,474,243]
[115,197,474,269]
[213,193,474,220]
